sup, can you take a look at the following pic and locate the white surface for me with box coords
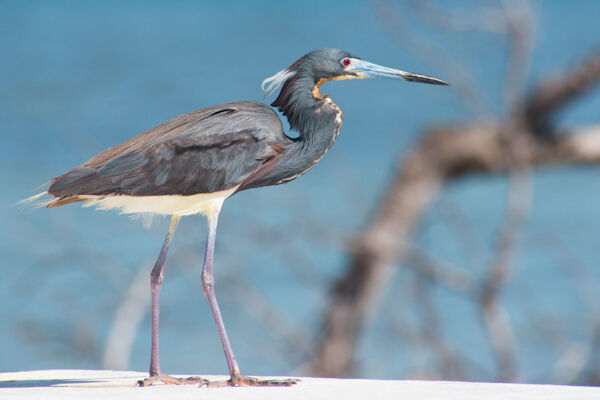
[1,370,599,399]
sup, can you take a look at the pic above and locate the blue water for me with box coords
[2,1,600,382]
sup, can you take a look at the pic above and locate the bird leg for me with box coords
[138,215,207,387]
[199,211,299,388]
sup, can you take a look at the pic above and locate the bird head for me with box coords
[262,48,448,97]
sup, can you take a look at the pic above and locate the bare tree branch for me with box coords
[102,262,152,370]
[476,0,536,382]
[413,275,467,380]
[523,50,600,135]
[374,0,495,116]
[403,243,473,293]
[410,0,509,34]
[310,43,600,376]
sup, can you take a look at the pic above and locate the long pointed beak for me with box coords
[347,58,448,86]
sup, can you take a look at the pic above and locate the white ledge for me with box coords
[1,370,599,399]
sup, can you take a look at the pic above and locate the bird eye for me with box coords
[342,58,351,67]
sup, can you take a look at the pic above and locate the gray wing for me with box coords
[49,101,289,198]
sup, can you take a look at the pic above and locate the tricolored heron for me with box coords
[43,48,447,387]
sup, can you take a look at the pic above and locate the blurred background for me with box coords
[2,0,600,385]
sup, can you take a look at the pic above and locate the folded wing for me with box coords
[48,101,288,205]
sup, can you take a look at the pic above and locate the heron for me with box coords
[41,48,447,387]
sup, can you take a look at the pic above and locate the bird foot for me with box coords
[202,374,300,387]
[137,373,208,387]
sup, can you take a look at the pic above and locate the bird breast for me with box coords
[317,96,344,128]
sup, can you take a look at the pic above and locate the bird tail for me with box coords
[16,190,56,211]
[46,196,86,208]
[18,188,86,210]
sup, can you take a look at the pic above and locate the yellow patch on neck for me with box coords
[312,75,365,99]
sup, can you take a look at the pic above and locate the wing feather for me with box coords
[48,101,289,200]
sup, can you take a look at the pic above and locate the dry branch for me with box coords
[309,48,600,377]
[523,50,600,135]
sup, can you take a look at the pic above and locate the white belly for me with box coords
[78,186,238,217]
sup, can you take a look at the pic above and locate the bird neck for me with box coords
[271,72,343,157]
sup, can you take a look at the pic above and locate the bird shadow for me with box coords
[0,378,101,388]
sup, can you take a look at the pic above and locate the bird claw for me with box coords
[201,374,300,388]
[137,374,208,387]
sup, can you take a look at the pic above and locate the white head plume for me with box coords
[261,68,296,97]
